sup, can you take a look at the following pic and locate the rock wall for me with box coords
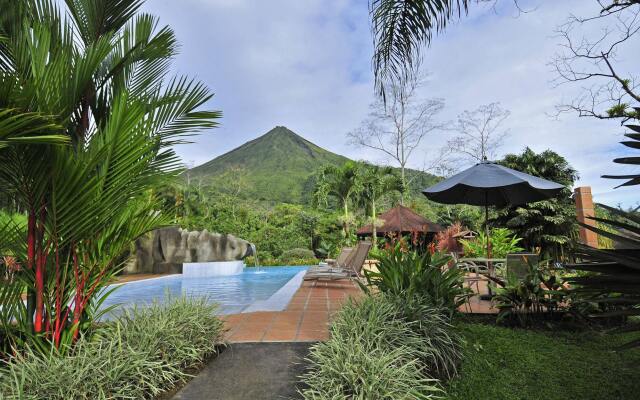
[124,227,255,274]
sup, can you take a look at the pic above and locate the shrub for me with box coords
[363,245,471,316]
[245,255,318,266]
[280,248,316,261]
[0,296,225,399]
[493,261,568,327]
[460,228,523,258]
[300,295,443,400]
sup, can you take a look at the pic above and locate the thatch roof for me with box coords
[356,205,443,236]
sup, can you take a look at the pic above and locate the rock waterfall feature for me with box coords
[126,227,254,276]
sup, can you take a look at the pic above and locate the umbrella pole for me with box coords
[485,194,494,299]
[485,202,490,258]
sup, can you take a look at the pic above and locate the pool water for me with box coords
[101,266,308,315]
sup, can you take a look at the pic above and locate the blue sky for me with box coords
[143,0,639,207]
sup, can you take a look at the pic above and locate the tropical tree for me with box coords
[313,161,363,239]
[493,148,578,260]
[0,0,220,349]
[359,164,401,243]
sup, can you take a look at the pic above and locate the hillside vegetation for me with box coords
[188,126,438,205]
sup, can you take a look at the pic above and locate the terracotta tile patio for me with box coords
[223,279,362,343]
[223,274,497,344]
[460,276,499,314]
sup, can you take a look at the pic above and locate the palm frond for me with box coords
[371,0,471,97]
[0,108,67,148]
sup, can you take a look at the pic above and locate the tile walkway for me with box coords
[223,279,362,343]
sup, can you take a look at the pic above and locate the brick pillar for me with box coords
[574,186,598,248]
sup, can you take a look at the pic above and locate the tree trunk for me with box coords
[25,211,36,332]
[342,201,349,238]
[33,206,46,333]
[371,197,377,245]
[400,166,406,205]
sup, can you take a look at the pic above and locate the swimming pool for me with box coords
[101,266,308,315]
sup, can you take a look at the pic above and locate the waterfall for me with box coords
[250,243,260,272]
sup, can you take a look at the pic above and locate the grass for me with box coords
[446,321,640,400]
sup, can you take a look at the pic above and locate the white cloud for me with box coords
[144,0,639,206]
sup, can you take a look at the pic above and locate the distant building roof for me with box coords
[357,205,443,235]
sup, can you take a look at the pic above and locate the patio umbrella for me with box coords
[422,161,565,258]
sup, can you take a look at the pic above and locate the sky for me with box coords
[142,0,640,207]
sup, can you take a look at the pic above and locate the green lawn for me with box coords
[446,321,640,400]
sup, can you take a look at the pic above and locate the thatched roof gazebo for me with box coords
[357,205,443,243]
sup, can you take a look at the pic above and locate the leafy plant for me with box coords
[460,228,523,258]
[0,296,225,399]
[386,294,463,380]
[299,295,448,400]
[0,0,220,350]
[363,244,471,315]
[492,261,568,327]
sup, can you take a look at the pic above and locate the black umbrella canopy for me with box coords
[423,162,565,207]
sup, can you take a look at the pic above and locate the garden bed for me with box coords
[0,297,226,400]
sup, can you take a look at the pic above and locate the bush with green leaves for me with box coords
[300,294,454,400]
[460,228,523,258]
[280,248,316,262]
[0,296,225,399]
[245,255,318,267]
[363,245,471,315]
[493,262,568,327]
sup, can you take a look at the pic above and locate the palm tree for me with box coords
[359,164,401,244]
[0,109,68,149]
[313,161,363,238]
[494,148,578,260]
[0,0,220,348]
[370,0,472,96]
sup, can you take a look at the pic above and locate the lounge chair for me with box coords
[309,247,353,272]
[304,241,371,280]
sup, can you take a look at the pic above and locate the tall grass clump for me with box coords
[363,245,471,317]
[300,294,460,400]
[0,296,225,399]
[387,295,463,380]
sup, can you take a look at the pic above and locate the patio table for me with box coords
[457,257,506,298]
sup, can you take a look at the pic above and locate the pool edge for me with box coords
[241,270,306,313]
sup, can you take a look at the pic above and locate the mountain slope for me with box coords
[189,126,350,203]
